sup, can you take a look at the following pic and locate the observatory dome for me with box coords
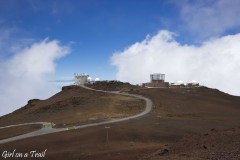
[191,80,198,84]
[177,80,184,84]
[87,77,92,81]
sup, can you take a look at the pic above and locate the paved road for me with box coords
[0,85,152,144]
[0,122,51,129]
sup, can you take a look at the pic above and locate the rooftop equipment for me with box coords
[74,73,89,85]
[150,73,165,83]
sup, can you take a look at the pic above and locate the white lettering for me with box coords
[24,153,28,157]
[15,152,23,158]
[2,149,16,159]
[30,149,47,158]
[1,149,47,159]
[2,151,8,159]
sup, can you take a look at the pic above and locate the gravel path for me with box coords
[0,85,153,144]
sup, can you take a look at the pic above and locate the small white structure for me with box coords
[74,73,89,85]
[87,77,92,82]
[186,80,199,87]
[177,80,184,85]
[169,80,185,88]
[95,78,100,81]
[191,80,198,84]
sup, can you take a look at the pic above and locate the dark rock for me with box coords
[158,148,169,156]
[27,99,41,107]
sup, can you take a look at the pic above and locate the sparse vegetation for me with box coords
[1,85,240,160]
[85,80,142,91]
[0,85,145,127]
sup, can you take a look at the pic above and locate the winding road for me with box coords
[0,85,153,144]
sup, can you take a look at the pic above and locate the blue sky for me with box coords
[1,0,240,115]
[1,0,240,80]
[0,0,196,79]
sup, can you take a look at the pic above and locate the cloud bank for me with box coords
[111,30,240,96]
[0,39,69,116]
[178,0,240,39]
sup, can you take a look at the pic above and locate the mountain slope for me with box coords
[0,85,144,127]
[0,86,240,160]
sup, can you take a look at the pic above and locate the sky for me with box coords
[0,0,240,115]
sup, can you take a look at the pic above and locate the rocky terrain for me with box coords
[0,83,240,160]
[85,80,142,91]
[0,85,144,127]
[141,126,240,160]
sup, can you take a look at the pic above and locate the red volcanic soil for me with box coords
[141,126,240,160]
[85,80,142,91]
[0,124,42,140]
[0,86,240,160]
[129,87,240,125]
[0,85,144,127]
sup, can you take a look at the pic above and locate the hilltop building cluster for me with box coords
[143,73,199,88]
[74,73,100,85]
[74,72,199,88]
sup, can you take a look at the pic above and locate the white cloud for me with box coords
[111,30,240,96]
[0,39,69,116]
[178,0,240,38]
